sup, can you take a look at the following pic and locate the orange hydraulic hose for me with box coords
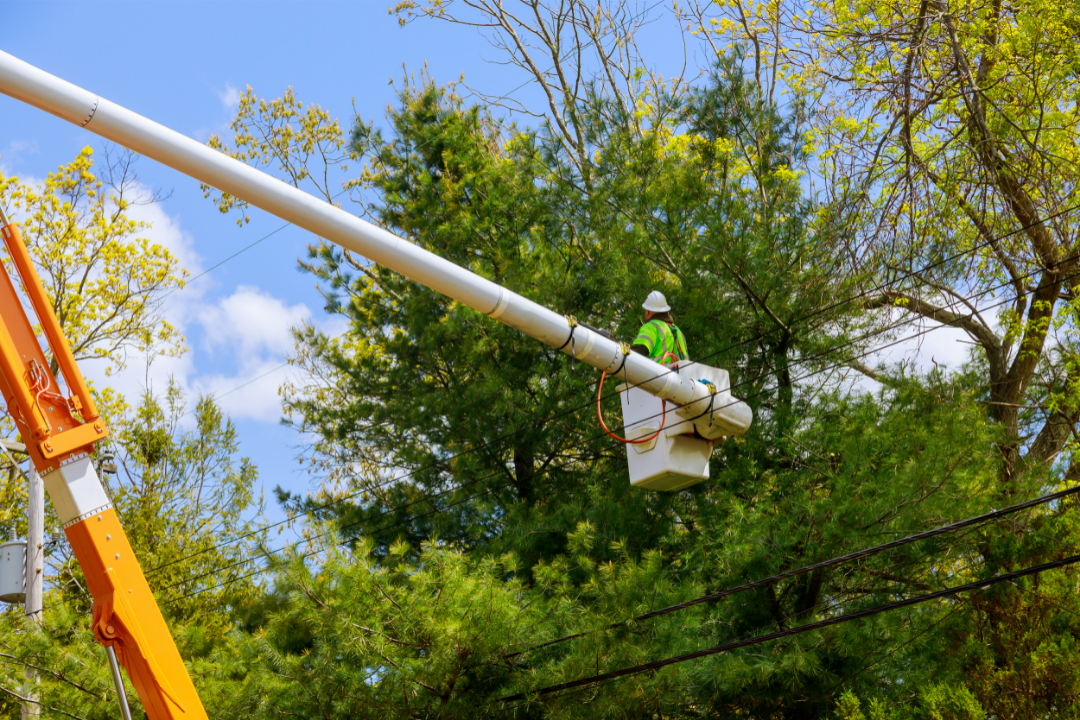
[597,351,679,444]
[0,315,46,438]
[0,218,98,422]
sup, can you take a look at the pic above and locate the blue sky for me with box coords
[0,2,554,523]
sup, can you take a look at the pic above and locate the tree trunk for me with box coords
[513,445,535,502]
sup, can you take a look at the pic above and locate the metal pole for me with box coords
[25,467,42,622]
[105,647,134,720]
[21,465,42,720]
[1,440,42,720]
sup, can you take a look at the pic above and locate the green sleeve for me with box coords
[633,321,660,354]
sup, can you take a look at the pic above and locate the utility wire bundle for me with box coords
[505,551,1080,702]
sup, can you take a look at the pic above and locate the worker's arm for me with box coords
[0,211,207,720]
[630,319,660,359]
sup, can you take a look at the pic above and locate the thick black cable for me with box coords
[502,552,1080,701]
[518,527,974,663]
[510,480,1080,656]
[180,491,966,676]
[505,548,973,708]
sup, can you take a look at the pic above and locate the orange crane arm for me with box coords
[0,209,208,720]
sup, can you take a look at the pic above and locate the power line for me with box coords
[162,464,626,605]
[166,222,290,298]
[150,250,1080,581]
[164,186,353,299]
[510,480,1080,656]
[170,462,960,635]
[508,532,975,708]
[504,547,973,708]
[501,552,1080,701]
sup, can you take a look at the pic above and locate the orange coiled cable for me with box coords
[597,351,679,444]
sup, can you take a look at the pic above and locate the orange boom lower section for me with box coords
[0,209,209,720]
[66,510,207,720]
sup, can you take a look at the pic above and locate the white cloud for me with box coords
[215,83,241,112]
[123,195,204,280]
[88,283,316,424]
[191,359,298,422]
[75,198,333,425]
[187,287,319,421]
[79,190,205,410]
[2,140,39,167]
[197,286,310,359]
[184,287,348,422]
[110,283,320,425]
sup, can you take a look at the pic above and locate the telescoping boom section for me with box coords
[0,50,752,719]
[0,50,752,438]
[0,207,207,719]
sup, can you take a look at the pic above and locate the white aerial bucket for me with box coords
[0,531,26,604]
[617,362,735,491]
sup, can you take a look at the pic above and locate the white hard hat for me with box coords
[642,291,671,313]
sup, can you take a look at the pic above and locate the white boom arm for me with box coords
[0,50,751,436]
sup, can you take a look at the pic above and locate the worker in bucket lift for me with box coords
[631,291,689,365]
